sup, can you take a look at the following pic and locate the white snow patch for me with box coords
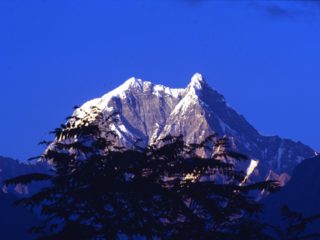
[153,84,183,98]
[118,124,130,134]
[151,123,161,142]
[241,159,259,185]
[109,123,132,143]
[246,159,259,177]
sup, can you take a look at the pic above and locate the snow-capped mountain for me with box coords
[73,73,315,181]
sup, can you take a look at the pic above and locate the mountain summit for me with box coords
[74,74,314,181]
[187,73,207,90]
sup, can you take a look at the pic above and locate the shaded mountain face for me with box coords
[265,156,320,216]
[74,73,314,180]
[0,156,48,195]
[262,156,320,231]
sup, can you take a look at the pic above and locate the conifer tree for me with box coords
[5,107,279,240]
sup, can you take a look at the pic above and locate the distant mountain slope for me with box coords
[73,73,314,181]
[265,155,320,216]
[0,156,48,195]
[262,155,320,232]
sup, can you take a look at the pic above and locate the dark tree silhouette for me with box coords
[5,107,279,240]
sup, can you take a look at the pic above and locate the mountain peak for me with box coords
[183,73,208,99]
[122,77,144,88]
[189,73,206,90]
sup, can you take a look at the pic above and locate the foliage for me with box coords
[5,107,279,240]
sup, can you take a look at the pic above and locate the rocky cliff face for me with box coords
[73,73,315,181]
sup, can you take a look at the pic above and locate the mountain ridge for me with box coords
[73,73,315,181]
[0,156,48,195]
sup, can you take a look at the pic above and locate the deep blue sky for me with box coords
[0,0,319,161]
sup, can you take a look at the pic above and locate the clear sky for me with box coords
[0,0,319,161]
